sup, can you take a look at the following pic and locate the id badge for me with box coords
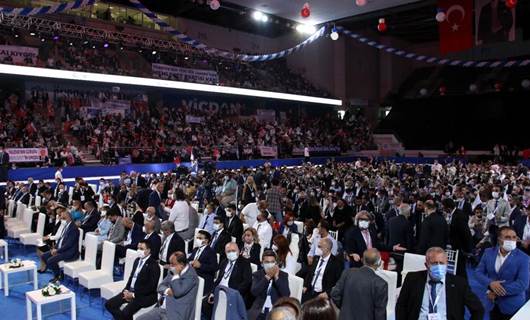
[81,195,85,201]
[427,314,440,320]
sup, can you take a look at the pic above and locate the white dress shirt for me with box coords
[311,255,330,293]
[523,218,530,241]
[130,255,150,289]
[169,200,190,232]
[419,275,447,320]
[253,220,272,249]
[495,250,511,273]
[219,260,236,287]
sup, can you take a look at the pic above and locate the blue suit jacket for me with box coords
[213,286,248,320]
[475,246,529,315]
[148,191,164,218]
[57,222,80,260]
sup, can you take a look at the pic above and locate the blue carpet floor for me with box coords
[0,240,114,320]
[0,239,497,320]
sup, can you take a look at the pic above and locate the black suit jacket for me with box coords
[457,200,473,217]
[56,191,69,206]
[211,229,232,261]
[449,209,472,253]
[80,209,100,234]
[343,226,383,267]
[303,254,343,295]
[160,232,186,263]
[189,245,219,294]
[415,212,448,255]
[249,270,290,320]
[28,183,37,196]
[396,270,484,320]
[386,215,413,250]
[227,216,244,246]
[125,256,160,306]
[19,193,30,206]
[239,243,261,266]
[213,257,252,298]
[144,233,161,259]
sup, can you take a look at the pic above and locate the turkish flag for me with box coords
[438,0,473,54]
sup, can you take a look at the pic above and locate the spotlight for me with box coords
[30,32,36,36]
[103,42,109,48]
[296,24,316,34]
[14,34,19,38]
[69,42,73,46]
[92,45,96,49]
[152,50,157,55]
[330,26,339,40]
[261,14,269,22]
[83,40,89,45]
[53,35,59,41]
[40,37,45,42]
[120,46,124,50]
[252,11,263,21]
[184,56,189,60]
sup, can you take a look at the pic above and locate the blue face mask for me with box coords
[429,264,447,281]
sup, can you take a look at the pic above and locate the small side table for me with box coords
[0,260,38,296]
[25,285,76,320]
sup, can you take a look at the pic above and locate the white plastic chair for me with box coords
[68,186,74,203]
[213,288,228,319]
[195,277,205,320]
[376,270,398,320]
[250,263,257,273]
[7,199,15,218]
[294,221,304,234]
[35,195,42,207]
[132,264,164,319]
[100,249,140,300]
[401,253,426,283]
[8,207,34,238]
[20,213,46,246]
[328,230,339,241]
[64,233,99,280]
[289,233,300,262]
[0,240,8,262]
[6,203,27,228]
[445,248,459,276]
[78,240,116,292]
[288,274,304,301]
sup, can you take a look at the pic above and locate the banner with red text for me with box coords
[6,148,48,162]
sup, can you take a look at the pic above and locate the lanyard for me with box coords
[428,283,443,312]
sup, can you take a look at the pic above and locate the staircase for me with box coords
[63,132,101,166]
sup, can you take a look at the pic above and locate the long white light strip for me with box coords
[0,64,342,106]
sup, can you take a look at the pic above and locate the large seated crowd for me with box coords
[1,159,530,319]
[1,85,372,166]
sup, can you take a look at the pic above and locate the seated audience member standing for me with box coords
[307,220,338,265]
[136,251,199,320]
[240,227,262,266]
[396,247,484,320]
[303,238,343,302]
[331,248,387,320]
[253,209,273,250]
[41,208,80,282]
[210,215,232,261]
[143,220,161,260]
[168,189,190,235]
[343,211,382,268]
[189,230,219,295]
[248,250,290,320]
[475,226,529,320]
[225,204,244,246]
[159,221,185,267]
[105,240,160,320]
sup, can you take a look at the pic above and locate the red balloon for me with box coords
[301,7,310,18]
[377,22,387,32]
[506,0,517,9]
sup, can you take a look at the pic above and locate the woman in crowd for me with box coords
[240,227,261,266]
[272,234,297,274]
[241,176,258,206]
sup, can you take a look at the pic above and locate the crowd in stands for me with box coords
[1,85,373,165]
[2,159,530,319]
[0,25,329,97]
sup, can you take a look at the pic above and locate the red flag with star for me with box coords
[438,0,473,54]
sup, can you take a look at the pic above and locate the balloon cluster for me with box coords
[301,3,310,18]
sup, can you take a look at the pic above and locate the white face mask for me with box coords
[502,240,517,252]
[213,223,221,231]
[226,251,238,261]
[287,221,294,226]
[137,249,146,258]
[195,238,205,248]
[263,262,276,271]
[225,210,233,218]
[492,192,500,199]
[358,220,370,229]
[272,244,278,252]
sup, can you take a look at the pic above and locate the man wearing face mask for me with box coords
[248,250,290,320]
[143,221,161,261]
[396,247,484,320]
[307,220,338,265]
[199,203,217,235]
[210,216,232,261]
[203,242,253,317]
[253,209,273,250]
[225,204,244,247]
[136,251,199,320]
[106,241,160,320]
[486,186,510,227]
[189,230,218,295]
[476,227,529,320]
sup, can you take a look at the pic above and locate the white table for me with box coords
[26,285,76,320]
[0,260,38,296]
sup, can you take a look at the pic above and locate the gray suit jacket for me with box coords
[159,266,199,320]
[331,266,388,320]
[179,206,199,241]
[107,217,126,244]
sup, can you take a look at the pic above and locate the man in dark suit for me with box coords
[189,230,219,294]
[331,248,388,320]
[442,198,473,278]
[79,200,99,234]
[225,204,244,247]
[159,221,185,267]
[415,200,448,255]
[131,171,147,189]
[105,240,160,320]
[343,211,384,267]
[210,215,232,261]
[143,220,161,260]
[204,242,252,318]
[148,182,164,219]
[514,204,530,255]
[54,183,69,206]
[303,238,343,302]
[117,217,145,259]
[41,208,80,282]
[396,247,484,320]
[27,177,38,197]
[0,144,9,182]
[17,185,31,206]
[454,187,473,217]
[248,250,290,320]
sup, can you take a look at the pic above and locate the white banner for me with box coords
[81,100,130,119]
[259,146,278,157]
[6,148,48,162]
[152,63,219,84]
[0,45,39,64]
[185,115,204,124]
